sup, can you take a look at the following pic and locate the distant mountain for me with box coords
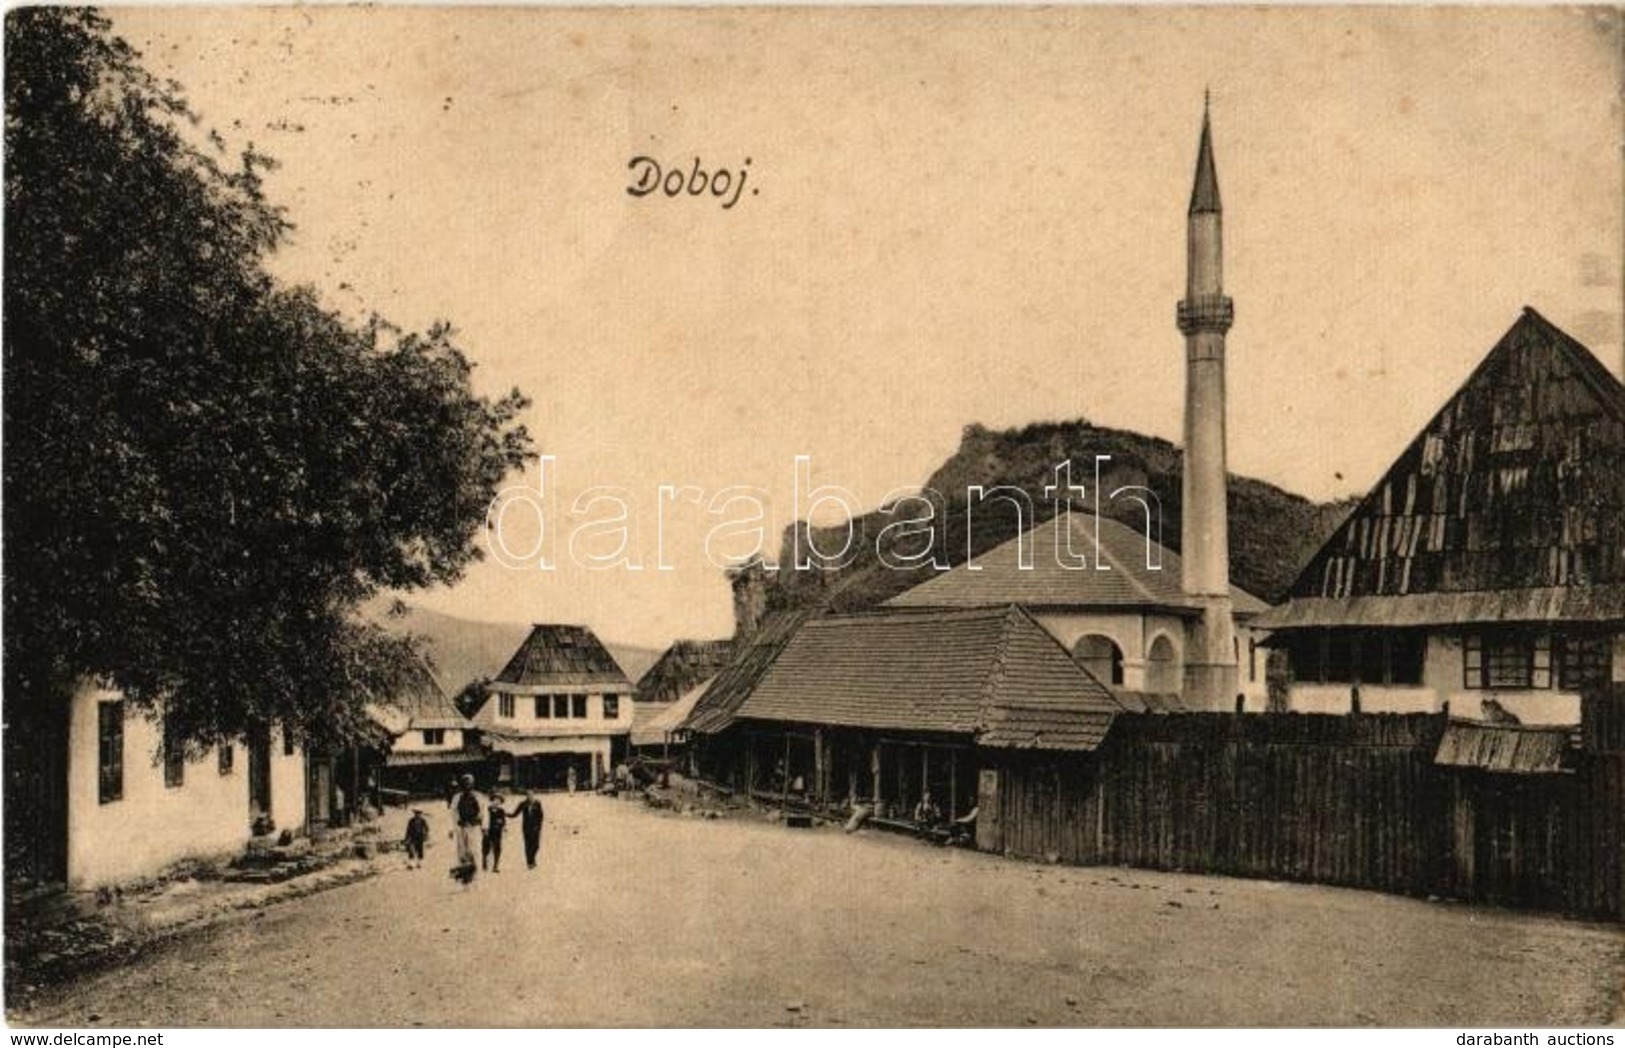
[760,419,1357,617]
[365,602,662,696]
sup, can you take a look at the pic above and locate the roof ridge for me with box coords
[973,606,1026,732]
[1520,306,1625,425]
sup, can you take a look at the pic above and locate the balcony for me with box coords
[1177,295,1234,335]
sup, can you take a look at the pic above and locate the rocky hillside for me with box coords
[760,419,1355,616]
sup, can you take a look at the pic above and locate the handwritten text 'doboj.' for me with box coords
[626,156,754,209]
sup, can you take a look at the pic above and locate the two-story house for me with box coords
[364,658,483,797]
[1257,309,1625,724]
[470,624,635,791]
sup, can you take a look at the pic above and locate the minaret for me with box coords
[1176,96,1239,709]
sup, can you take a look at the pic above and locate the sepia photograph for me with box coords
[3,3,1623,1032]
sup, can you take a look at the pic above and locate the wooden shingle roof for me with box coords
[1260,308,1625,630]
[683,611,812,736]
[1435,721,1574,775]
[489,624,632,692]
[736,605,1125,751]
[634,639,735,703]
[884,512,1267,615]
[366,657,471,734]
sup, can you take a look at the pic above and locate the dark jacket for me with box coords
[510,797,545,835]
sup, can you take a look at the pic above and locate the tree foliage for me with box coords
[4,9,534,748]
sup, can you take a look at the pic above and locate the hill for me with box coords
[760,419,1356,617]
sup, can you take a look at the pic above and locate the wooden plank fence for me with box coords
[982,702,1624,921]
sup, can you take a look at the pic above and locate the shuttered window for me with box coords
[1465,632,1549,690]
[1557,633,1613,692]
[98,701,124,804]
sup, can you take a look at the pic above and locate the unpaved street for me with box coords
[15,795,1625,1027]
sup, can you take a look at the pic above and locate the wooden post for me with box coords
[781,732,791,808]
[814,729,827,808]
[871,744,883,810]
[949,749,958,819]
[922,748,931,802]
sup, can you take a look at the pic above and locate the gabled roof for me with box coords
[683,611,813,736]
[735,605,1125,751]
[634,639,735,703]
[366,658,470,734]
[489,624,632,693]
[884,512,1267,615]
[631,677,714,747]
[1259,308,1625,630]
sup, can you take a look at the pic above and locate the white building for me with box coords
[470,624,634,790]
[885,512,1272,710]
[364,658,482,796]
[67,681,307,889]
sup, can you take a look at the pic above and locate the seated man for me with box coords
[912,791,942,828]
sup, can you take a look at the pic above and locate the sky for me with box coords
[108,6,1624,649]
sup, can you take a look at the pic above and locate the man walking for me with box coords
[510,790,545,869]
[449,774,481,886]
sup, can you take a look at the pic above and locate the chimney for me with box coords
[728,560,769,644]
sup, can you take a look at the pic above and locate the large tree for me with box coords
[3,8,534,749]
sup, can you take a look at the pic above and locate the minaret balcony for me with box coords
[1177,295,1234,335]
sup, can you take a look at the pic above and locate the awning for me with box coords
[1434,722,1574,775]
[1255,585,1625,631]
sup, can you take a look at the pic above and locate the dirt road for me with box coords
[14,795,1624,1027]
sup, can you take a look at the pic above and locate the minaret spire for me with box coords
[1176,98,1238,709]
[1189,95,1221,215]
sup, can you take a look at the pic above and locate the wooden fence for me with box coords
[980,699,1624,921]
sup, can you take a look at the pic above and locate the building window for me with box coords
[1324,633,1357,684]
[1557,633,1613,692]
[1386,632,1426,685]
[283,729,296,756]
[499,695,515,719]
[571,694,587,719]
[218,744,234,776]
[163,715,185,789]
[1287,630,1425,686]
[553,695,569,718]
[603,695,620,719]
[422,728,445,746]
[1465,632,1550,690]
[97,701,124,804]
[534,696,549,719]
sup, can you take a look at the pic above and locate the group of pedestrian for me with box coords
[431,773,547,887]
